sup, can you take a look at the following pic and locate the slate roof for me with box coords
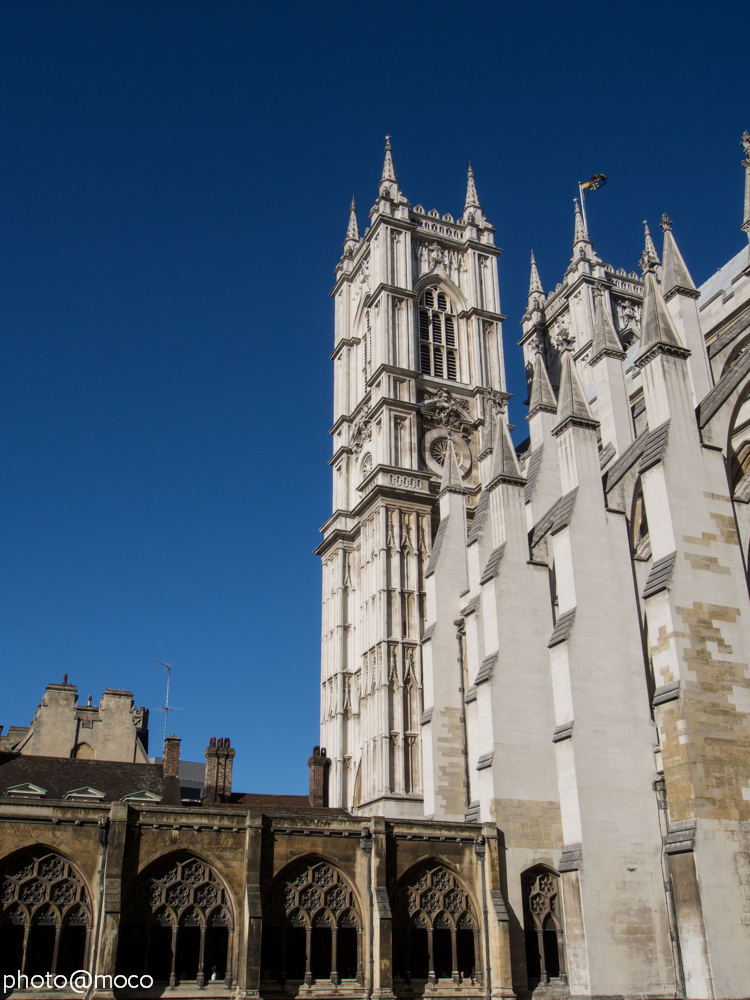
[425,518,448,577]
[0,753,180,805]
[639,421,670,474]
[523,447,544,504]
[529,489,578,548]
[480,544,506,585]
[548,608,576,648]
[698,345,750,427]
[467,490,489,545]
[642,552,677,599]
[706,304,750,361]
[603,430,648,491]
[699,244,750,308]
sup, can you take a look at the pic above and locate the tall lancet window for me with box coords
[418,288,458,382]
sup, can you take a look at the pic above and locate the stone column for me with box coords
[235,808,263,999]
[371,817,394,999]
[94,801,129,997]
[482,826,515,999]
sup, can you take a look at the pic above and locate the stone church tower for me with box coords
[319,135,750,998]
[316,140,507,817]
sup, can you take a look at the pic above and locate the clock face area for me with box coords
[422,427,471,478]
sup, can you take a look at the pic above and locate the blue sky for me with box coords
[0,0,748,793]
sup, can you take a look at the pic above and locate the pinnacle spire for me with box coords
[343,197,360,252]
[639,269,687,356]
[381,136,397,183]
[465,162,481,210]
[489,409,524,483]
[528,349,557,416]
[555,347,595,428]
[640,220,660,273]
[439,434,464,494]
[573,198,590,246]
[590,288,624,362]
[528,251,544,297]
[741,130,750,240]
[660,216,697,299]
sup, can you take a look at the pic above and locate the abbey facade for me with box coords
[1,135,750,1000]
[315,135,750,998]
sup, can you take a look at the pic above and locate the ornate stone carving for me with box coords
[351,405,372,455]
[419,387,472,439]
[742,130,750,166]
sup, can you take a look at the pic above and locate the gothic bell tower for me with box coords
[315,140,508,815]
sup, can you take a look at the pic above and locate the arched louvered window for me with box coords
[419,288,459,382]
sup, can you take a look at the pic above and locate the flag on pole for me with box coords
[581,173,607,191]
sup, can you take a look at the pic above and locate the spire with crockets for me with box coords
[527,250,545,312]
[343,197,359,255]
[640,220,660,273]
[465,162,481,211]
[572,198,590,248]
[741,130,750,241]
[377,135,400,202]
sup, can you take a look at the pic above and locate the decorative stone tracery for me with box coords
[262,859,362,986]
[119,853,233,988]
[392,862,479,986]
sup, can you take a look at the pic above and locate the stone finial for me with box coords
[344,197,360,253]
[528,251,544,297]
[660,213,673,232]
[465,162,481,210]
[573,198,589,246]
[742,130,750,239]
[640,220,660,274]
[381,136,397,183]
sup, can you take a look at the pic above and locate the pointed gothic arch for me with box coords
[0,846,92,978]
[521,866,567,987]
[260,856,364,987]
[391,860,480,986]
[117,851,234,988]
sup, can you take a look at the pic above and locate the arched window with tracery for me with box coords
[118,853,234,988]
[392,862,479,986]
[521,867,566,987]
[419,287,459,382]
[0,848,91,978]
[260,858,362,987]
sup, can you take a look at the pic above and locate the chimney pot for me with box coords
[163,735,181,780]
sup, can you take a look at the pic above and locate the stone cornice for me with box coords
[459,306,507,324]
[664,284,701,303]
[366,282,418,306]
[635,342,692,369]
[552,414,600,437]
[589,347,626,366]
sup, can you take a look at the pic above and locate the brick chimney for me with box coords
[308,746,331,807]
[163,734,181,779]
[203,736,235,803]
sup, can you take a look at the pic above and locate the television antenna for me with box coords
[153,660,184,745]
